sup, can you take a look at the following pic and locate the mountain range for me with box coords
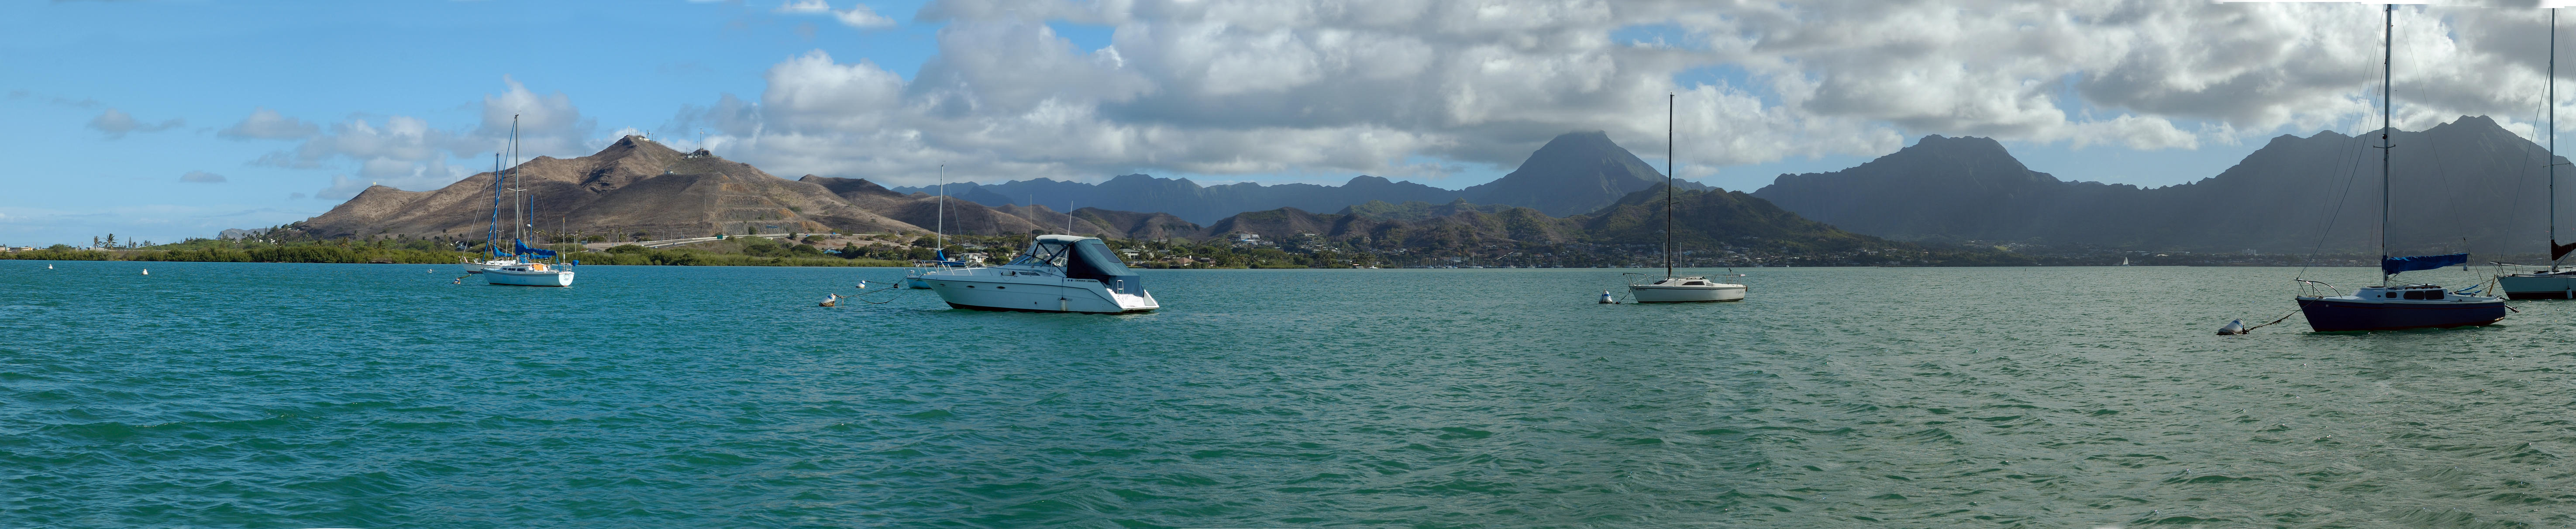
[1750,115,2566,256]
[892,131,1706,222]
[292,131,1777,248]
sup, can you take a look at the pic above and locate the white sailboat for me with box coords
[1629,93,1746,303]
[462,152,522,274]
[921,234,1158,313]
[2500,8,2576,299]
[906,165,965,289]
[484,115,576,287]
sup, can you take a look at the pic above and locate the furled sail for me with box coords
[2381,253,2467,276]
[514,239,558,258]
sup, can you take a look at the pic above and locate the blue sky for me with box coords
[3,1,2551,246]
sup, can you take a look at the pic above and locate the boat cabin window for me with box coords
[2383,292,2398,299]
[1684,281,1706,286]
[1011,242,1074,268]
[2403,290,2440,300]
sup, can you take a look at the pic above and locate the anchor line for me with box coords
[2240,310,2300,333]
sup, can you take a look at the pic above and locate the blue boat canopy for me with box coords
[2381,253,2467,276]
[514,239,558,258]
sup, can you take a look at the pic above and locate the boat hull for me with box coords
[486,269,575,287]
[462,259,518,274]
[1629,284,1747,303]
[925,276,1155,313]
[2294,297,2505,332]
[2497,273,2576,299]
[905,276,933,289]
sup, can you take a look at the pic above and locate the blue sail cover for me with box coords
[513,239,558,258]
[2381,253,2468,276]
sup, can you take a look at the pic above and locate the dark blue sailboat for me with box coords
[2295,5,2507,332]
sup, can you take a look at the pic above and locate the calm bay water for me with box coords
[7,261,2576,527]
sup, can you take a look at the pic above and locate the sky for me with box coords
[10,0,2576,246]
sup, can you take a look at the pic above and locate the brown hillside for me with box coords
[299,136,923,240]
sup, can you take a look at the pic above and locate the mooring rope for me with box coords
[2239,310,2299,333]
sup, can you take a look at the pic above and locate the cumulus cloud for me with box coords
[656,0,2576,188]
[834,5,896,28]
[180,170,227,183]
[87,108,183,139]
[773,0,899,29]
[218,107,320,140]
[260,77,596,194]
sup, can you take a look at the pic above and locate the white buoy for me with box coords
[857,280,869,290]
[820,293,840,307]
[47,264,54,269]
[2217,319,2246,335]
[141,269,148,275]
[1599,290,1617,304]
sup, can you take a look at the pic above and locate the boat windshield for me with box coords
[1011,241,1074,267]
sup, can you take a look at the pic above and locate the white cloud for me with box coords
[657,1,2576,189]
[87,108,183,139]
[261,77,599,195]
[775,0,830,14]
[834,4,896,28]
[218,107,320,140]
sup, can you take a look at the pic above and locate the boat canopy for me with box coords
[514,239,558,258]
[2382,253,2467,276]
[1015,235,1143,295]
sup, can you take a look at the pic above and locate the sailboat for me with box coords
[2294,5,2505,331]
[2500,8,2576,299]
[1628,93,1746,303]
[484,115,577,287]
[905,165,966,289]
[461,152,522,274]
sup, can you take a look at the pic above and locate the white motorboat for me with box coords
[486,261,575,287]
[922,235,1157,313]
[1625,93,1747,303]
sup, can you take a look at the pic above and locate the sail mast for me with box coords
[1666,92,1676,278]
[2553,8,2561,269]
[511,115,524,247]
[2379,4,2393,284]
[936,164,945,252]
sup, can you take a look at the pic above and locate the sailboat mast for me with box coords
[936,164,945,252]
[2379,4,2392,283]
[2553,8,2561,268]
[1666,92,1676,278]
[511,115,524,246]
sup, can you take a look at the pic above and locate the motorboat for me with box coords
[922,235,1157,313]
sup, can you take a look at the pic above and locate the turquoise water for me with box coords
[7,261,2576,528]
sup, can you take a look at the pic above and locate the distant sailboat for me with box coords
[2500,8,2576,299]
[2294,5,2505,332]
[462,152,522,274]
[1628,93,1746,303]
[2120,256,2131,266]
[484,115,576,287]
[906,164,964,289]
